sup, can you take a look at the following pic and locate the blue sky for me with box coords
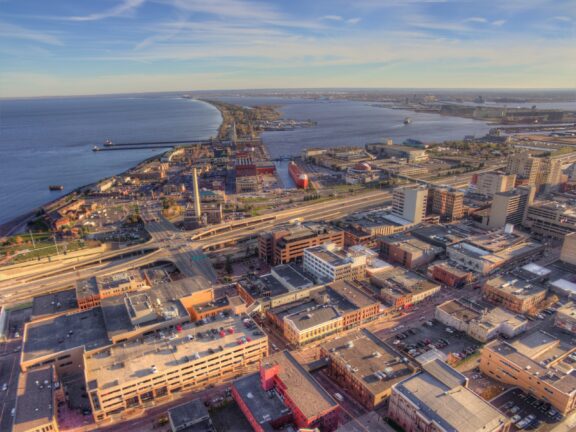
[1,0,575,96]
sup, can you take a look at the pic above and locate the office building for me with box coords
[486,186,535,228]
[481,331,576,415]
[428,261,473,288]
[388,359,510,432]
[233,351,340,432]
[524,201,576,240]
[392,186,428,224]
[506,152,562,190]
[447,231,543,275]
[428,187,464,221]
[560,232,576,265]
[371,267,441,308]
[435,300,527,342]
[365,143,428,163]
[320,329,415,409]
[258,222,344,265]
[554,302,576,335]
[303,243,367,283]
[506,151,541,186]
[475,172,516,197]
[379,233,442,270]
[12,366,59,432]
[482,276,547,313]
[269,280,380,346]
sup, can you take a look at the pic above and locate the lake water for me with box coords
[0,95,221,224]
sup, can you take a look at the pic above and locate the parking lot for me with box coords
[384,318,481,362]
[492,388,564,431]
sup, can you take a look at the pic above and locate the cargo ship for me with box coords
[104,139,113,147]
[49,185,64,191]
[288,161,309,189]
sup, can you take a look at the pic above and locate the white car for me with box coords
[1,383,7,391]
[511,414,522,423]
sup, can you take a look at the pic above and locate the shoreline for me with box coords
[0,99,224,237]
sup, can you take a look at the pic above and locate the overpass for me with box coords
[0,168,483,303]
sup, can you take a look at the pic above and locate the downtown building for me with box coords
[428,186,464,221]
[480,331,576,415]
[258,222,344,265]
[388,359,510,432]
[232,350,340,432]
[18,274,264,424]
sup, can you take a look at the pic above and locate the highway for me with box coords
[0,168,482,305]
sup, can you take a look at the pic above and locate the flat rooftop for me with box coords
[13,366,56,432]
[372,267,440,298]
[486,331,576,394]
[168,399,212,432]
[439,300,526,329]
[262,351,338,420]
[23,308,110,364]
[395,363,507,432]
[284,304,341,331]
[100,276,208,340]
[411,224,480,249]
[322,330,414,397]
[76,276,99,299]
[327,280,378,309]
[85,314,266,391]
[31,288,78,320]
[305,245,350,267]
[233,373,289,430]
[271,264,313,290]
[484,276,547,299]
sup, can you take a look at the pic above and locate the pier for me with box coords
[93,138,215,151]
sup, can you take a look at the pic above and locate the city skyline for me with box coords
[1,0,575,97]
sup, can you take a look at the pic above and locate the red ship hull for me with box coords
[288,162,308,189]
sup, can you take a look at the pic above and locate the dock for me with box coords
[93,138,215,152]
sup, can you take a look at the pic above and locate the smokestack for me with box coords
[192,168,202,221]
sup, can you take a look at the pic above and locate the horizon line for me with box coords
[2,86,576,101]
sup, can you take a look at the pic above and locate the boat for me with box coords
[104,139,113,146]
[92,145,100,152]
[49,185,64,191]
[288,161,309,189]
[403,117,412,125]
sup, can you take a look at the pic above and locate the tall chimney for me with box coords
[192,168,202,221]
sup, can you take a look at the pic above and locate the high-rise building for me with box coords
[486,186,535,228]
[475,172,516,197]
[506,151,541,186]
[392,186,428,224]
[258,222,344,265]
[560,232,576,265]
[506,152,562,190]
[429,187,464,221]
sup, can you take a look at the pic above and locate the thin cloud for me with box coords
[347,18,362,25]
[68,0,145,22]
[551,16,572,22]
[321,15,343,21]
[464,17,488,24]
[0,21,63,45]
[492,20,506,26]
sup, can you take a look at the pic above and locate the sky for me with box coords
[0,0,575,97]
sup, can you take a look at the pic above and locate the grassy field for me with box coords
[1,233,90,264]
